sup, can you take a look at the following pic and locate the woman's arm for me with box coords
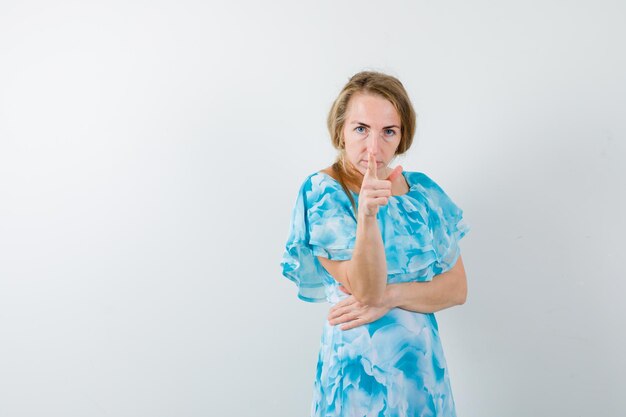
[328,255,468,329]
[317,156,403,306]
[384,255,468,313]
[318,213,386,305]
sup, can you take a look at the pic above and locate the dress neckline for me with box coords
[315,170,416,198]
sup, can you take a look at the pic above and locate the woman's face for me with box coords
[341,92,402,177]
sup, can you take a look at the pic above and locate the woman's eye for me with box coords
[355,126,366,134]
[385,129,396,136]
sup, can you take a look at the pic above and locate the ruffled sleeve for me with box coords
[419,173,471,274]
[280,173,357,303]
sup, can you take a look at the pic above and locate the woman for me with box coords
[281,71,471,417]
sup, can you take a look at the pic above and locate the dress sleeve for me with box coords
[280,174,357,303]
[420,173,471,273]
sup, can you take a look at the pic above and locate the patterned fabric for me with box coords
[280,170,470,417]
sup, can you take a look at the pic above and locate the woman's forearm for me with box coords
[384,270,467,313]
[346,214,387,306]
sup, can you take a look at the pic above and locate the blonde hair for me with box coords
[326,71,417,215]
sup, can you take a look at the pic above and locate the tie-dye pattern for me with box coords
[281,171,470,417]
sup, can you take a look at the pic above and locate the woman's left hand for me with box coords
[327,286,392,330]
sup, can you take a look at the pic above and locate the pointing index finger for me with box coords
[367,152,378,179]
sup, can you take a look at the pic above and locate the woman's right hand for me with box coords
[358,152,402,218]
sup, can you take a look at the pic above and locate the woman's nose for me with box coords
[367,132,379,155]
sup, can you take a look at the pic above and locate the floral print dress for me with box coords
[281,170,470,417]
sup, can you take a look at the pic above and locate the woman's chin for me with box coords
[353,165,367,176]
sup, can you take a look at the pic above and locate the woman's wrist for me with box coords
[357,211,378,223]
[384,284,401,309]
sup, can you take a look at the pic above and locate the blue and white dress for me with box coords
[281,170,470,417]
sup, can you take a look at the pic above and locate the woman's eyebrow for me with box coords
[351,121,400,129]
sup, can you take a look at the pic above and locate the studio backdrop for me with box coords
[0,1,624,416]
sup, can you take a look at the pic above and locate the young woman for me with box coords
[281,71,471,417]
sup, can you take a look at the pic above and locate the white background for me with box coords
[1,1,625,416]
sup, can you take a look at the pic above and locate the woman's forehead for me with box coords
[346,94,401,125]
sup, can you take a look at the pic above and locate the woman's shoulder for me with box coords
[312,166,343,186]
[298,167,345,195]
[293,168,354,213]
[402,170,440,190]
[402,169,428,180]
[318,166,336,179]
[403,171,464,216]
